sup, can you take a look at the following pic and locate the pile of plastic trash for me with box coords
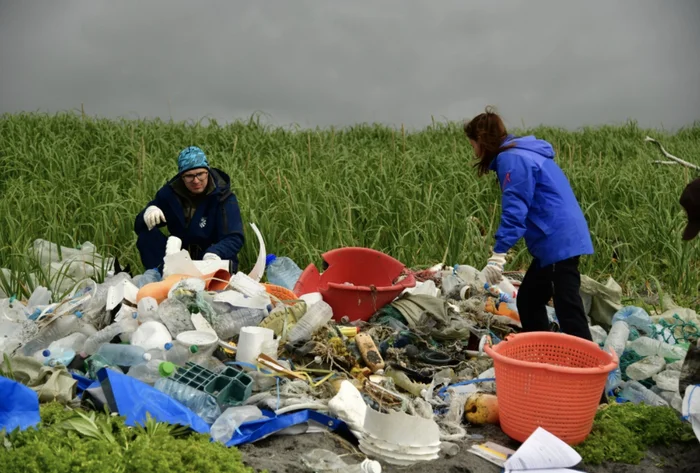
[1,229,699,469]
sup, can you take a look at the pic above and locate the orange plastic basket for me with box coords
[483,332,618,445]
[263,283,300,306]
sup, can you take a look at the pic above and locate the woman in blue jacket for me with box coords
[465,108,594,341]
[134,146,245,273]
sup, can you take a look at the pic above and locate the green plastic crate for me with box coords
[173,362,253,407]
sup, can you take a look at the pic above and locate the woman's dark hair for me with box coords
[464,106,514,176]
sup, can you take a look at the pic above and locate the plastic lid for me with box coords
[189,345,199,354]
[265,254,277,266]
[164,342,174,350]
[159,361,175,377]
[143,353,152,361]
[42,349,51,357]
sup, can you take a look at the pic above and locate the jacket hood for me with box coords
[502,134,555,159]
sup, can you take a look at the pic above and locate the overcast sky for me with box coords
[1,0,699,130]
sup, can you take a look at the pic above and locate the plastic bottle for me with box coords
[603,321,630,360]
[589,325,608,345]
[154,378,221,424]
[605,367,623,393]
[611,306,653,335]
[21,312,86,356]
[625,355,666,381]
[132,269,162,289]
[497,278,518,300]
[265,254,303,290]
[301,449,382,473]
[484,283,512,303]
[137,297,160,323]
[652,369,681,392]
[26,286,52,310]
[157,298,195,337]
[286,300,333,344]
[128,360,175,385]
[626,337,687,360]
[148,342,198,366]
[441,274,466,299]
[95,343,151,366]
[210,406,265,444]
[81,314,139,355]
[210,303,269,339]
[618,380,669,407]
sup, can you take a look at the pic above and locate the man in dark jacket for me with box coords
[134,146,245,273]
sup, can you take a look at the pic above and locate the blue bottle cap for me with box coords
[265,254,277,266]
[164,342,173,350]
[75,311,83,318]
[42,349,50,357]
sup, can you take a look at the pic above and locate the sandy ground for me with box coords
[238,424,700,473]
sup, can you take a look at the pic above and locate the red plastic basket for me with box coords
[484,332,618,445]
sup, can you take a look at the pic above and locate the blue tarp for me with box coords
[96,368,210,434]
[0,375,41,432]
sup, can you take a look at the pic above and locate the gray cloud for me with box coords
[1,0,699,130]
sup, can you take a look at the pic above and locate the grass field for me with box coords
[0,112,698,300]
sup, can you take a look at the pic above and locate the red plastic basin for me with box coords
[293,247,416,322]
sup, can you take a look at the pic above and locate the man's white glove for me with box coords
[482,253,507,285]
[144,206,166,231]
[203,253,221,261]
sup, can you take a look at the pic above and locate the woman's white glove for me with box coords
[482,253,507,285]
[203,253,221,261]
[144,206,166,231]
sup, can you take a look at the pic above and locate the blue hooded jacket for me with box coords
[490,135,593,267]
[134,168,244,269]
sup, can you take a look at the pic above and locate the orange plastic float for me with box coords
[484,332,618,445]
[136,268,231,304]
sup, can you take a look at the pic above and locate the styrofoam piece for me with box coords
[130,321,173,352]
[328,380,367,437]
[106,279,139,311]
[190,312,217,335]
[299,292,323,307]
[235,326,274,365]
[359,437,439,466]
[163,250,201,278]
[362,407,440,448]
[229,272,268,298]
[247,223,267,282]
[213,290,271,310]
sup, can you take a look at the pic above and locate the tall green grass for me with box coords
[0,112,698,298]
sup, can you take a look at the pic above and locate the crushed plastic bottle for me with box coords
[287,300,333,344]
[652,369,681,392]
[619,380,669,407]
[265,254,303,290]
[95,343,151,366]
[611,306,653,335]
[603,321,630,360]
[589,325,608,345]
[625,355,665,381]
[21,312,87,356]
[210,406,265,444]
[210,303,268,339]
[147,342,198,366]
[157,298,195,337]
[605,367,623,393]
[626,336,687,360]
[301,448,382,473]
[137,296,160,323]
[154,378,221,424]
[132,269,162,289]
[81,314,139,355]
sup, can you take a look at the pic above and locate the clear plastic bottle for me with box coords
[81,314,139,355]
[625,355,665,381]
[618,380,669,407]
[605,367,623,392]
[603,321,630,360]
[26,286,52,310]
[287,300,333,344]
[95,343,151,366]
[21,312,86,356]
[210,406,265,443]
[611,306,653,335]
[589,325,608,346]
[137,297,160,323]
[626,337,687,360]
[154,378,221,424]
[210,303,268,339]
[132,269,162,289]
[128,360,176,385]
[147,342,198,366]
[265,254,303,290]
[301,449,382,473]
[652,369,681,392]
[40,348,76,367]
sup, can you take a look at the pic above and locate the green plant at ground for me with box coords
[575,402,696,465]
[0,113,699,299]
[0,403,258,473]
